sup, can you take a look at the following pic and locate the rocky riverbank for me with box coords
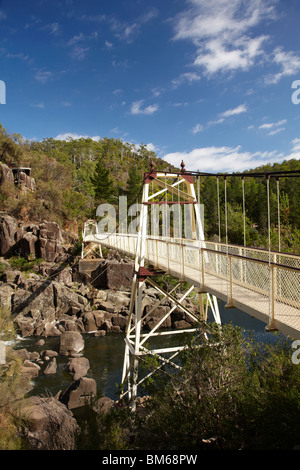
[0,214,199,449]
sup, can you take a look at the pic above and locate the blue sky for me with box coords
[1,0,300,172]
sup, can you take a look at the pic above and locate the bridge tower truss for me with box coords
[120,161,221,407]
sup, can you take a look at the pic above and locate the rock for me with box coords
[59,331,84,356]
[99,300,116,313]
[41,350,58,359]
[95,396,114,414]
[106,291,130,310]
[17,232,39,259]
[0,162,14,186]
[82,311,97,332]
[14,317,36,337]
[43,357,57,375]
[53,281,88,316]
[0,283,13,311]
[92,310,106,328]
[16,396,78,450]
[60,377,97,409]
[92,330,106,337]
[173,319,192,330]
[35,339,45,347]
[0,214,18,256]
[43,322,61,337]
[66,357,90,380]
[22,360,40,379]
[14,348,31,361]
[29,351,40,361]
[0,215,67,262]
[111,314,127,331]
[12,280,55,315]
[18,171,36,192]
[1,269,24,286]
[91,260,134,291]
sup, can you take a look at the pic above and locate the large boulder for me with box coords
[53,281,88,316]
[59,331,84,356]
[90,259,134,291]
[0,162,14,186]
[16,396,78,450]
[18,171,36,191]
[0,215,68,262]
[65,357,90,380]
[0,214,18,256]
[0,283,13,311]
[60,377,97,409]
[37,221,63,262]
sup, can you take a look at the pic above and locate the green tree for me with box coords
[91,159,114,204]
[124,165,143,206]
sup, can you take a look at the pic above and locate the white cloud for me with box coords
[171,0,287,78]
[31,103,45,109]
[43,22,61,36]
[130,100,159,115]
[55,133,101,141]
[173,0,276,41]
[265,47,300,84]
[268,128,285,136]
[111,8,158,44]
[193,35,267,75]
[172,1,300,84]
[67,32,85,46]
[35,69,53,84]
[220,104,247,118]
[67,31,98,46]
[291,138,300,151]
[70,46,89,60]
[162,144,287,173]
[171,72,201,88]
[192,123,203,134]
[258,119,287,135]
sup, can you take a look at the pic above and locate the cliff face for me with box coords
[0,213,75,261]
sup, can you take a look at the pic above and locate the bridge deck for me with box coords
[83,232,300,339]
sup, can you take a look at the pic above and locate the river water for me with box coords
[15,301,282,401]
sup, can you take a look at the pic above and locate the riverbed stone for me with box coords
[82,311,97,332]
[59,331,84,356]
[16,396,78,450]
[43,357,57,375]
[60,377,97,409]
[66,357,90,380]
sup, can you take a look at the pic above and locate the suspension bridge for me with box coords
[82,161,300,403]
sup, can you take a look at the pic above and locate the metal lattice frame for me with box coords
[120,162,221,405]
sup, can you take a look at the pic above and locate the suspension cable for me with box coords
[242,176,246,247]
[276,176,281,253]
[224,176,228,250]
[217,176,221,243]
[266,175,271,261]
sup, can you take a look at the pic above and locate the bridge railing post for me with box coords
[225,254,234,308]
[201,248,205,289]
[266,263,277,331]
[181,242,185,280]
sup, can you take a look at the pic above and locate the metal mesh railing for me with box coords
[83,222,300,334]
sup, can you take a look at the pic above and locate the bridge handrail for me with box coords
[91,231,300,266]
[83,228,300,334]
